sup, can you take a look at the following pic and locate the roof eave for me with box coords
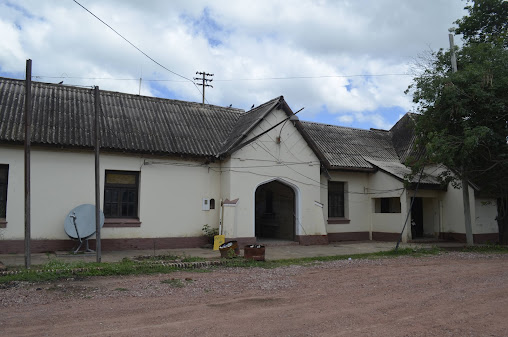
[327,166,377,173]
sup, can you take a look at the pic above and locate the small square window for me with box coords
[104,170,139,218]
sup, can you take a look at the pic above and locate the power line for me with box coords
[33,73,411,83]
[72,0,205,100]
[73,0,190,82]
[214,73,411,81]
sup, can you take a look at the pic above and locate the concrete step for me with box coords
[255,238,300,247]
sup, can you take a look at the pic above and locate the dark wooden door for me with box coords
[411,197,424,238]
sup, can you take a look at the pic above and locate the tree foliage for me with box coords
[406,0,508,243]
[454,0,508,47]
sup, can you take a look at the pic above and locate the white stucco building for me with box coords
[0,77,499,253]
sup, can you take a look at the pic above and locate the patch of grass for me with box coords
[0,247,443,284]
[212,246,442,270]
[181,256,207,263]
[133,254,180,261]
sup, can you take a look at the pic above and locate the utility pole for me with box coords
[449,32,458,73]
[24,59,32,269]
[194,71,213,104]
[449,31,473,246]
[94,86,102,262]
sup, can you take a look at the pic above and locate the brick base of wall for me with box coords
[439,232,499,244]
[0,236,209,254]
[372,232,400,242]
[296,235,329,245]
[328,232,369,242]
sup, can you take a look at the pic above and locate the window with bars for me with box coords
[328,181,345,218]
[374,197,401,213]
[104,170,139,218]
[0,165,8,218]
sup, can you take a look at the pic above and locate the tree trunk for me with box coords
[462,177,474,246]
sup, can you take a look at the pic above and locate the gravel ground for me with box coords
[1,252,507,336]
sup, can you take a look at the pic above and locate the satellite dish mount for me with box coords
[64,204,104,254]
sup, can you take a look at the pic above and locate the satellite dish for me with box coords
[64,204,104,253]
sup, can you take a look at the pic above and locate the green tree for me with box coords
[406,0,508,244]
[454,0,507,47]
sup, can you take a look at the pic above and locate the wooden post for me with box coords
[24,59,32,269]
[201,72,205,104]
[194,72,213,104]
[462,177,474,246]
[449,33,458,73]
[94,86,101,262]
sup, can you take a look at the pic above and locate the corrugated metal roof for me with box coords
[365,158,443,185]
[389,113,422,163]
[300,121,399,169]
[0,77,439,183]
[0,77,243,157]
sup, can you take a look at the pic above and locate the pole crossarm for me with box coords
[194,71,214,104]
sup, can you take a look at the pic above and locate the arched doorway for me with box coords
[255,180,295,241]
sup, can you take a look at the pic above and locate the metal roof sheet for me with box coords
[365,158,443,185]
[0,77,243,157]
[300,121,399,169]
[0,77,431,179]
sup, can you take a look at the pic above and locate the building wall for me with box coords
[1,131,499,250]
[474,198,498,234]
[0,146,221,241]
[321,171,370,235]
[367,170,407,240]
[422,198,440,236]
[220,108,326,240]
[441,184,475,234]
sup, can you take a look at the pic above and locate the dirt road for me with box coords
[1,252,508,336]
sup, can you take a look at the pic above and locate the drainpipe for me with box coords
[439,200,443,238]
[219,199,223,235]
[367,187,373,240]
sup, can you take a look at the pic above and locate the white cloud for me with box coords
[337,114,354,124]
[0,0,467,128]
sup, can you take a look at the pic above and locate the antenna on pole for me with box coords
[194,71,213,104]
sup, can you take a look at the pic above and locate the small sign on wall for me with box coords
[202,198,210,211]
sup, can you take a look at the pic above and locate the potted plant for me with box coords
[244,244,265,261]
[202,224,219,245]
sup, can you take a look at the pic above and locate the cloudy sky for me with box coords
[0,0,467,130]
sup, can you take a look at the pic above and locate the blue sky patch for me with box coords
[181,7,227,47]
[345,79,353,92]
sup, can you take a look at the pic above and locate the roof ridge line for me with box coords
[301,120,378,132]
[0,76,245,113]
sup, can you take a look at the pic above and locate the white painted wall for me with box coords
[0,123,498,245]
[321,171,370,234]
[422,198,439,236]
[368,170,407,238]
[474,198,498,234]
[409,183,498,237]
[220,108,325,238]
[0,146,221,240]
[441,184,477,234]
